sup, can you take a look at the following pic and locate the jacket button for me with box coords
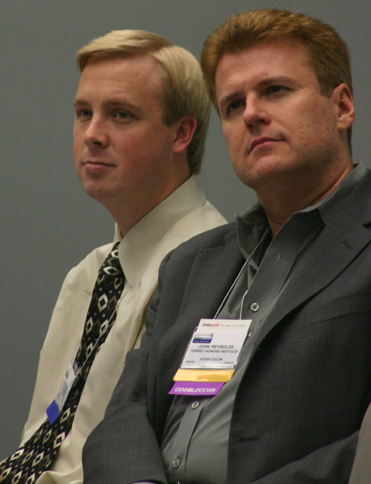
[191,401,200,409]
[173,458,181,468]
[250,302,260,312]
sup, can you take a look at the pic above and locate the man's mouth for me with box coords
[82,160,114,172]
[249,137,281,153]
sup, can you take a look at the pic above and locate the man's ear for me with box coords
[333,83,355,133]
[172,116,197,155]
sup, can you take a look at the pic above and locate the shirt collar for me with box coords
[114,176,206,285]
[316,163,365,223]
[237,203,270,263]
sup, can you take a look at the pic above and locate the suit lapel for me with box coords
[255,204,371,346]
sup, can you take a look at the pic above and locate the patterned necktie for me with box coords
[0,243,124,484]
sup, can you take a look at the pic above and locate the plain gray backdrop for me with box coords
[0,0,370,458]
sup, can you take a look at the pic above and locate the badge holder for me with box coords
[169,318,251,397]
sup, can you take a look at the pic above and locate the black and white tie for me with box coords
[0,242,124,483]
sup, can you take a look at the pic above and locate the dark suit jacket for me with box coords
[84,170,371,484]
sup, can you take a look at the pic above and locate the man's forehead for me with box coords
[215,40,312,90]
[74,53,165,111]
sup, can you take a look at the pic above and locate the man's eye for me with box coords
[226,99,245,115]
[266,85,287,95]
[115,111,130,121]
[76,109,91,118]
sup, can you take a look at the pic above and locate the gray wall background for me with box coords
[0,0,369,458]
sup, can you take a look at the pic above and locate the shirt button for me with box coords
[191,401,200,409]
[173,458,181,468]
[250,302,260,312]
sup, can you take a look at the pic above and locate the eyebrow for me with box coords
[258,76,295,87]
[72,98,86,108]
[72,98,143,115]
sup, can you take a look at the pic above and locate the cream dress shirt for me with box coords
[19,176,226,483]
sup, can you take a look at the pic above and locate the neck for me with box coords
[259,163,353,237]
[110,173,190,236]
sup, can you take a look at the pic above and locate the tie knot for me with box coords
[101,242,123,278]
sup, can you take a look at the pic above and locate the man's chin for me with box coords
[235,160,291,189]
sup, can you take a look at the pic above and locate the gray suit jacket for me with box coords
[84,169,371,484]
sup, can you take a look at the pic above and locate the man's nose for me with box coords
[242,95,270,127]
[84,116,109,147]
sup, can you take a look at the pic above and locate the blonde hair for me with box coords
[77,30,211,174]
[201,9,352,145]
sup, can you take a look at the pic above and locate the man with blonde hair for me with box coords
[83,9,371,484]
[0,30,225,483]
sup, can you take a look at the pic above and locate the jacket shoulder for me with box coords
[168,221,237,259]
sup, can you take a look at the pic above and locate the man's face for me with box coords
[73,55,185,212]
[215,40,348,194]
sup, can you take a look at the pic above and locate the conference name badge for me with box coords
[169,318,251,397]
